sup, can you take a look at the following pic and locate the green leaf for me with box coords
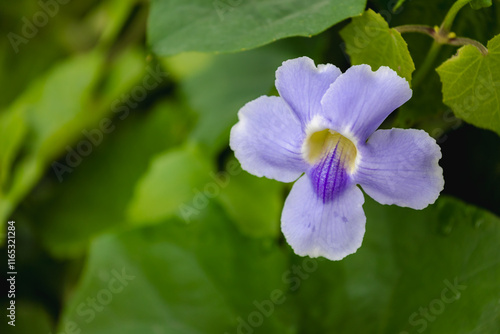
[96,49,148,107]
[340,9,415,83]
[0,50,145,235]
[57,193,500,333]
[294,196,500,333]
[0,52,104,239]
[148,0,366,56]
[127,144,213,225]
[0,108,26,190]
[21,52,103,156]
[217,165,283,238]
[470,0,492,10]
[393,0,407,12]
[35,101,192,258]
[437,34,500,136]
[59,203,295,334]
[95,0,139,49]
[378,0,496,134]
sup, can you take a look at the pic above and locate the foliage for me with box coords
[0,0,499,333]
[148,0,367,55]
[437,34,500,136]
[340,9,415,83]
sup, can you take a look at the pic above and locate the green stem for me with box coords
[448,37,489,55]
[412,41,442,88]
[393,0,406,12]
[440,0,473,32]
[394,25,435,37]
[410,0,474,87]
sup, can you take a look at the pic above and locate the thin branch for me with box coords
[440,0,474,32]
[394,25,435,38]
[448,37,489,56]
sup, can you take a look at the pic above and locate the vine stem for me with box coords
[448,37,489,55]
[440,0,474,32]
[412,41,441,88]
[404,0,475,87]
[394,24,489,57]
[394,25,435,37]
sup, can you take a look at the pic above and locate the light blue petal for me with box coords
[355,129,444,210]
[230,96,308,182]
[321,65,412,142]
[281,175,366,261]
[275,56,342,125]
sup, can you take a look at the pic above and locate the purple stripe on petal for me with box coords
[307,143,350,203]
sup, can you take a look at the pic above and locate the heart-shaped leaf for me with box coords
[437,34,500,136]
[340,9,415,83]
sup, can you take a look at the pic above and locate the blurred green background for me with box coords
[1,0,499,333]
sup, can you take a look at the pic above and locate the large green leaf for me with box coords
[340,9,415,83]
[58,193,500,333]
[59,203,296,334]
[294,196,500,333]
[437,34,500,136]
[148,0,366,56]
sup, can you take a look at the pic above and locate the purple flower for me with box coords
[230,57,444,261]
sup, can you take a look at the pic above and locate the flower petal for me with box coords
[276,56,342,125]
[355,128,444,210]
[281,175,366,261]
[230,96,308,182]
[307,134,354,203]
[321,65,412,142]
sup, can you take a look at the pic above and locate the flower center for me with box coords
[303,129,357,173]
[303,129,358,203]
